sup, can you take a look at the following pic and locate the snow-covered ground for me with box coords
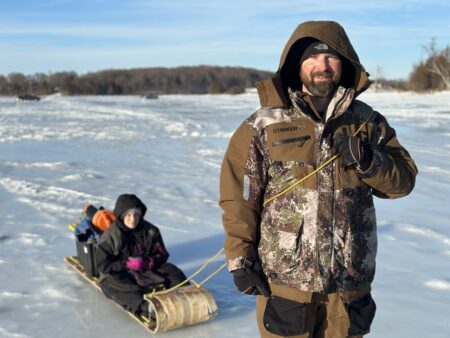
[0,91,449,337]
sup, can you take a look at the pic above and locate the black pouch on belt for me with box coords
[263,295,307,336]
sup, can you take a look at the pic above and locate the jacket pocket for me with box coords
[259,218,303,278]
[271,135,311,147]
[277,218,303,254]
[346,293,376,336]
[267,136,314,163]
[263,295,307,336]
[267,122,315,163]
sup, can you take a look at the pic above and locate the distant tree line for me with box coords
[374,39,450,92]
[0,66,273,96]
[1,40,448,96]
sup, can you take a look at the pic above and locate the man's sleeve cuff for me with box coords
[357,148,383,179]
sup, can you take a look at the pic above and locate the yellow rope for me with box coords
[198,262,228,287]
[69,111,375,298]
[146,111,376,295]
[263,155,338,206]
[148,247,225,297]
[263,111,374,206]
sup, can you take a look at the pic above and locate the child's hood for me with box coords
[113,194,147,219]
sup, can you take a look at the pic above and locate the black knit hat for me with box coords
[300,41,341,64]
[113,194,147,219]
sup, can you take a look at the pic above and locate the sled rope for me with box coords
[263,111,375,206]
[197,262,228,287]
[149,247,226,297]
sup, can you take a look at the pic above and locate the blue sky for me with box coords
[1,0,449,79]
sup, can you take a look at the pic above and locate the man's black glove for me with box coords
[331,131,373,170]
[233,260,271,297]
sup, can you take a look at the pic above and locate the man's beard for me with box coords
[301,71,339,97]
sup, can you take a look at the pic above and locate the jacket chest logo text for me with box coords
[272,125,304,134]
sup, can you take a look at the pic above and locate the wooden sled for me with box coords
[64,256,218,333]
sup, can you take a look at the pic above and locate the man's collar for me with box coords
[289,86,355,122]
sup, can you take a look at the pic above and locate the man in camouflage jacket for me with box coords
[219,21,417,338]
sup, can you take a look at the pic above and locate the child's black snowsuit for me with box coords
[95,194,187,314]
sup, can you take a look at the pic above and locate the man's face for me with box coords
[300,53,342,97]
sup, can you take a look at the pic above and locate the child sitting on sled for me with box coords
[86,194,187,317]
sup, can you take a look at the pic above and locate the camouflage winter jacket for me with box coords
[219,21,418,293]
